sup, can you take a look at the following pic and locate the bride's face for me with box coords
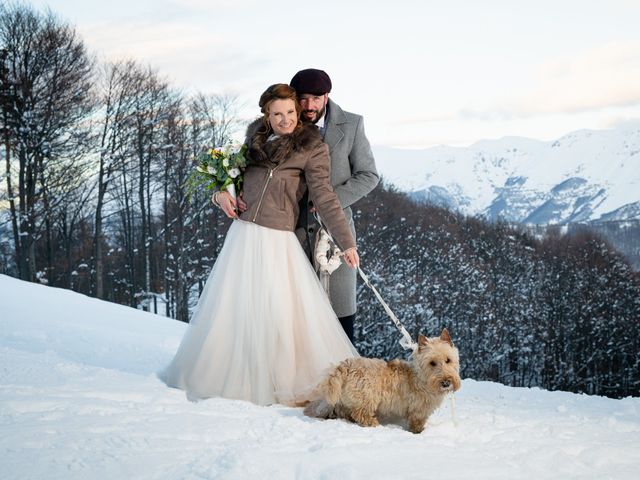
[268,98,297,135]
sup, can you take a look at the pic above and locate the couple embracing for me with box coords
[161,69,379,406]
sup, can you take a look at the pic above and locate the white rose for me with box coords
[228,167,240,178]
[222,157,230,167]
[196,165,207,173]
[207,166,217,175]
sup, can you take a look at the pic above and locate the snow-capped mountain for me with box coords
[373,121,640,224]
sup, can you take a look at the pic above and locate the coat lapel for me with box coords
[324,98,346,154]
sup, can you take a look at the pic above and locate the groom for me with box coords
[290,68,379,342]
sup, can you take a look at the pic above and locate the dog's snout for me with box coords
[441,380,451,389]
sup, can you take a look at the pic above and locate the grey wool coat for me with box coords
[295,99,379,317]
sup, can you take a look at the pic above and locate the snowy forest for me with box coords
[1,4,639,399]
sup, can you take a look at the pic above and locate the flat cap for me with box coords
[290,68,332,95]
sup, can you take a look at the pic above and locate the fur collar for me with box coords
[245,118,322,166]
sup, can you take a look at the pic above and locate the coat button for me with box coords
[308,227,315,234]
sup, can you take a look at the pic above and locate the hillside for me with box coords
[1,274,639,479]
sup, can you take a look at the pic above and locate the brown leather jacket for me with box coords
[239,119,355,251]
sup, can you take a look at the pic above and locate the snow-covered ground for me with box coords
[1,274,639,479]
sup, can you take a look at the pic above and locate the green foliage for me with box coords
[185,144,248,199]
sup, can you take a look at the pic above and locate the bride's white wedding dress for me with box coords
[160,219,358,406]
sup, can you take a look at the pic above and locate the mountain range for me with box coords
[373,120,640,225]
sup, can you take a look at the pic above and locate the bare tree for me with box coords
[101,63,176,308]
[189,92,242,148]
[145,92,243,321]
[0,3,95,282]
[0,47,20,274]
[92,60,139,298]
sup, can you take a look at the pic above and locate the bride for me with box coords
[161,83,359,406]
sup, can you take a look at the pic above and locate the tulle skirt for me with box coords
[160,220,358,406]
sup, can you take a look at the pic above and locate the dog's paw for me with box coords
[407,419,426,434]
[303,399,335,419]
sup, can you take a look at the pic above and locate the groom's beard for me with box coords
[302,105,326,124]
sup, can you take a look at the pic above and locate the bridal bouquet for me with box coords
[187,143,248,199]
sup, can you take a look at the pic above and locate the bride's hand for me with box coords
[341,248,359,269]
[212,191,238,219]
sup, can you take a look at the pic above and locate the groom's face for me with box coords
[299,93,328,124]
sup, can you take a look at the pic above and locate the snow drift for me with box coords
[1,274,638,479]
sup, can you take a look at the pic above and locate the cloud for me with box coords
[76,17,269,97]
[164,0,261,8]
[498,41,640,117]
[387,42,640,129]
[80,20,223,61]
[393,113,459,126]
[600,115,640,130]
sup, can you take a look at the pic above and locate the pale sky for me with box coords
[38,0,640,148]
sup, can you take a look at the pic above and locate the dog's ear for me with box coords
[440,328,454,347]
[418,334,429,347]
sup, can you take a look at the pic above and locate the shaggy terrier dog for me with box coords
[304,329,461,433]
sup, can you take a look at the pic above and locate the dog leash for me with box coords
[313,213,418,351]
[356,266,417,351]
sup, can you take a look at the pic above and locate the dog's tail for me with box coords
[320,364,347,406]
[303,365,346,419]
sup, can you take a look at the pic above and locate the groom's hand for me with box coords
[237,192,247,213]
